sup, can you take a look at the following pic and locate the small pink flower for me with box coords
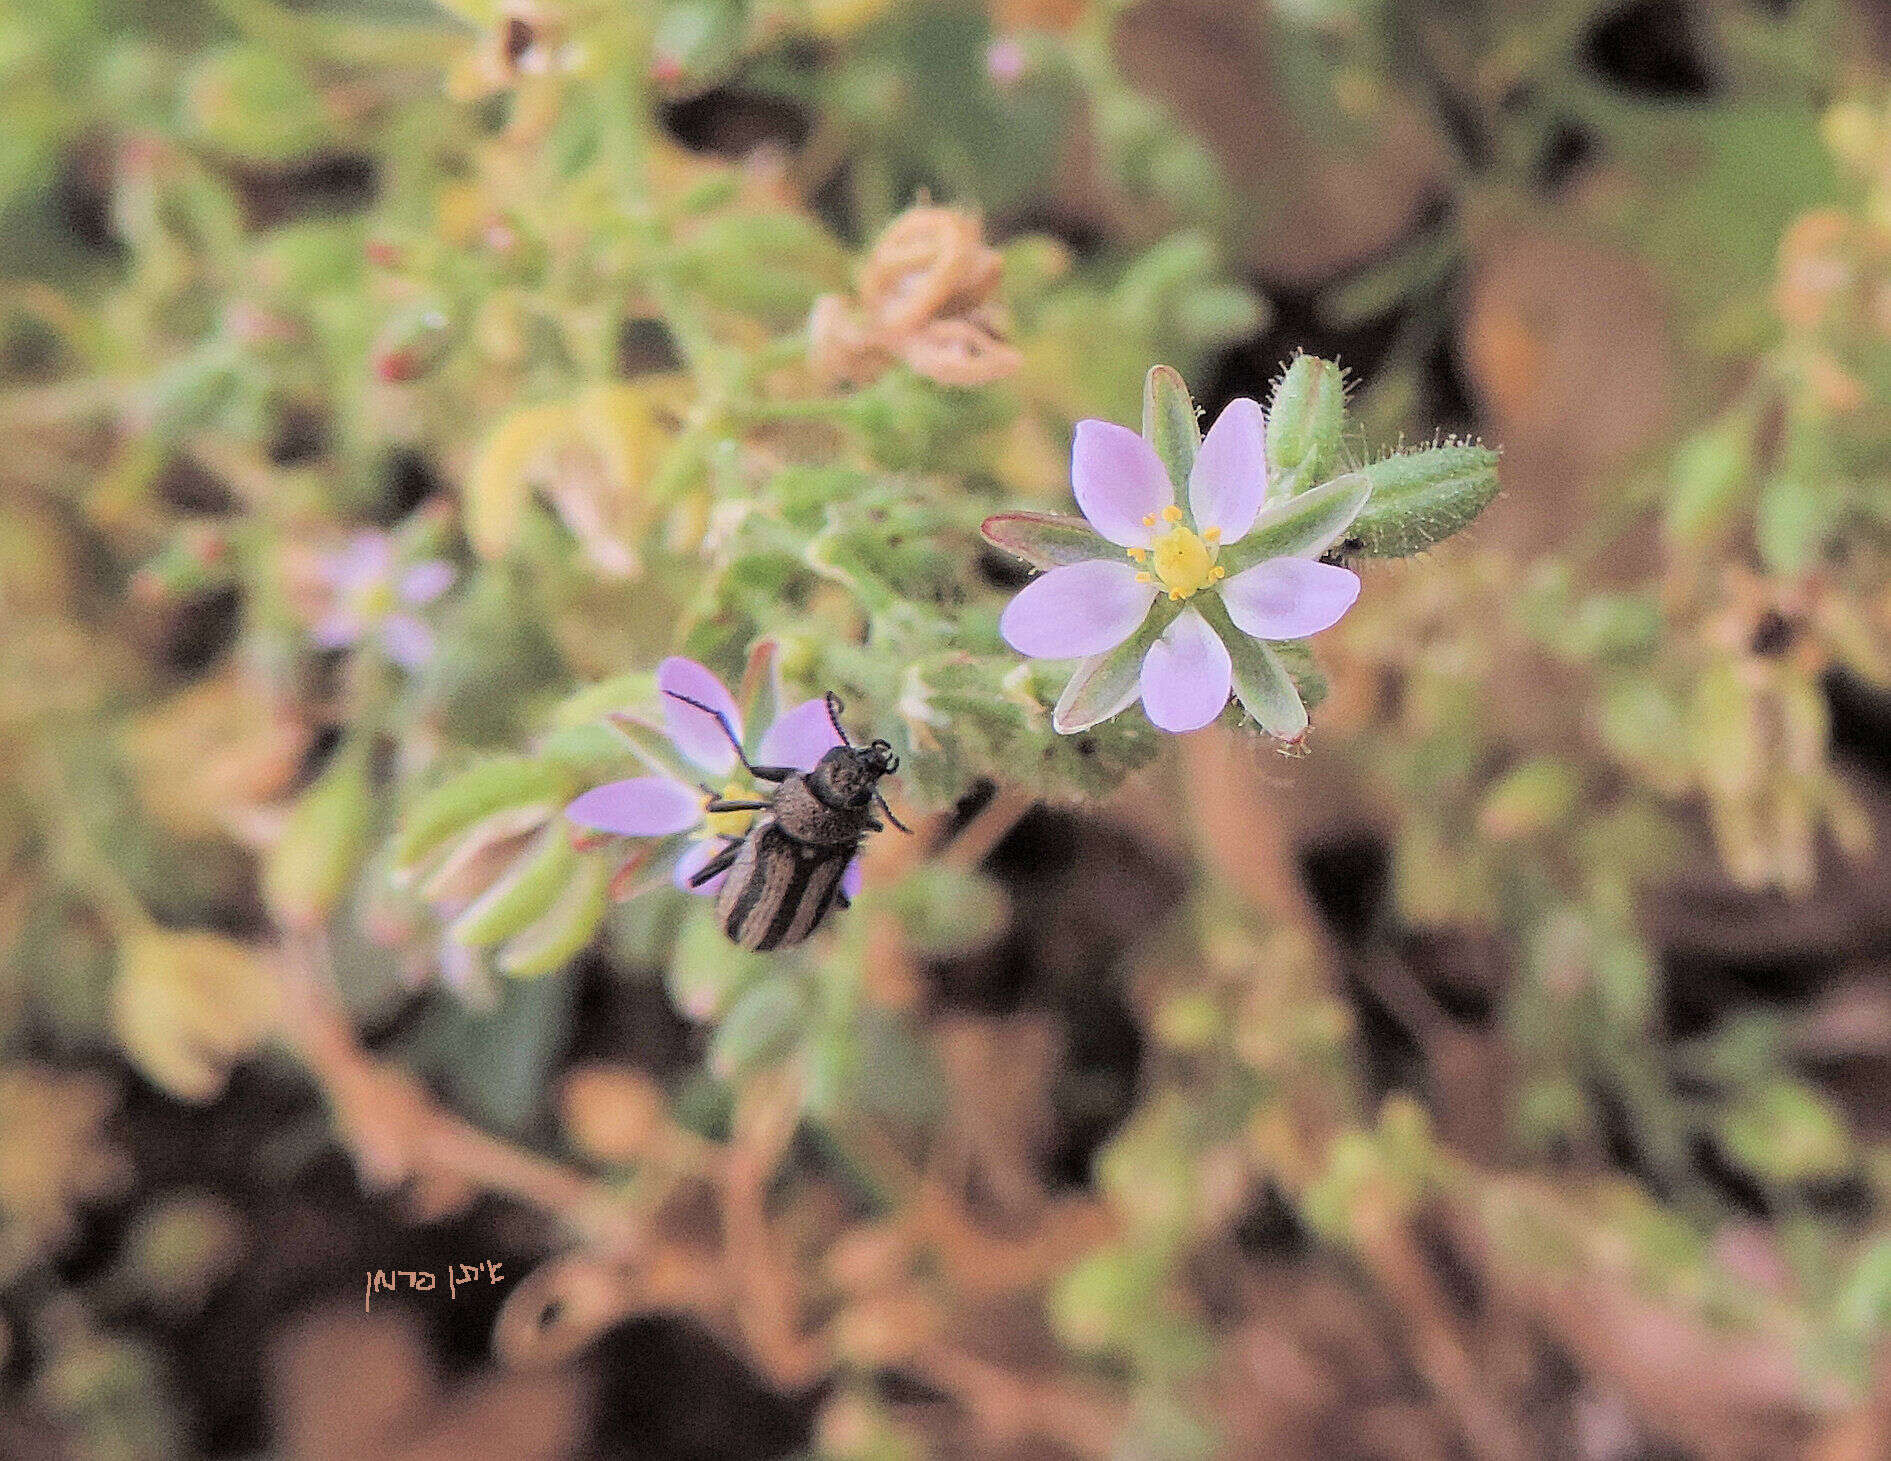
[985,398,1367,737]
[565,657,864,902]
[986,37,1028,86]
[312,532,456,669]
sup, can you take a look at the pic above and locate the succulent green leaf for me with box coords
[263,742,375,929]
[417,803,554,904]
[1348,445,1500,557]
[1219,471,1371,573]
[606,712,703,784]
[449,821,578,948]
[498,853,611,978]
[1142,364,1201,489]
[392,757,570,871]
[980,513,1116,570]
[710,975,812,1081]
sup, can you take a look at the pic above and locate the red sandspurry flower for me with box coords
[984,392,1368,737]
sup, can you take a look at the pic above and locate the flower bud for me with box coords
[1142,364,1200,488]
[1267,354,1347,492]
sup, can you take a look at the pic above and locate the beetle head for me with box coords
[810,740,898,808]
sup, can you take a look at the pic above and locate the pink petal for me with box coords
[999,559,1157,660]
[399,559,457,605]
[1220,557,1360,641]
[1071,420,1173,547]
[657,657,743,776]
[1139,607,1232,732]
[673,836,730,896]
[380,613,435,668]
[755,697,841,772]
[326,532,392,591]
[311,609,364,649]
[1189,397,1267,544]
[841,859,863,902]
[567,776,703,837]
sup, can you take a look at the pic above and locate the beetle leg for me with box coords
[664,690,792,782]
[688,843,742,888]
[704,798,770,813]
[863,817,883,833]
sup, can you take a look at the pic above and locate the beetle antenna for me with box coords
[875,791,911,834]
[824,692,853,748]
[665,689,748,761]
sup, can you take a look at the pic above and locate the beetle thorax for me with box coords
[773,767,871,844]
[807,746,883,809]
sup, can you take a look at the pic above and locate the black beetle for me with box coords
[670,690,908,950]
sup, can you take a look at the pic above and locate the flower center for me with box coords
[359,580,397,619]
[704,780,756,838]
[1130,505,1225,601]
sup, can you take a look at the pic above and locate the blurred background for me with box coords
[5,0,1891,1457]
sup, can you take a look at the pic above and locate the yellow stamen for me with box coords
[1161,504,1183,523]
[1203,526,1221,542]
[1135,571,1153,583]
[1127,546,1147,562]
[1209,565,1226,581]
[1145,518,1216,600]
[1141,513,1156,528]
[704,779,756,839]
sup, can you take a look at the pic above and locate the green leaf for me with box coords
[1756,472,1840,576]
[1202,597,1307,740]
[1719,1080,1853,1187]
[264,742,375,929]
[424,967,575,1136]
[1266,354,1347,494]
[980,512,1116,571]
[417,804,554,904]
[551,673,657,731]
[1665,414,1754,543]
[1052,611,1168,734]
[449,821,577,948]
[1348,445,1499,557]
[391,756,569,870]
[710,975,812,1080]
[1142,364,1200,489]
[1219,471,1370,573]
[667,910,773,1022]
[498,853,611,978]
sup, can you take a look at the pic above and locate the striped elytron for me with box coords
[674,690,907,950]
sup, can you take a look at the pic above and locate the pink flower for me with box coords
[984,399,1367,737]
[565,657,864,901]
[312,532,457,669]
[985,37,1028,86]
